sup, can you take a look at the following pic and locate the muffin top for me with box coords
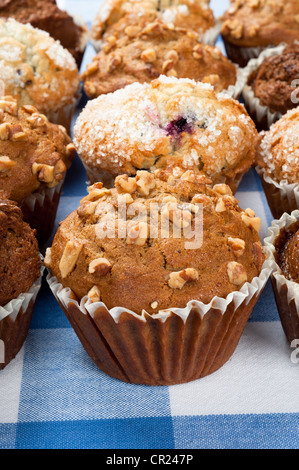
[221,0,299,48]
[90,0,215,50]
[74,76,258,193]
[0,18,80,114]
[274,221,299,283]
[0,96,76,203]
[45,170,264,315]
[0,0,87,66]
[82,20,237,98]
[248,43,299,114]
[256,107,299,184]
[0,199,41,306]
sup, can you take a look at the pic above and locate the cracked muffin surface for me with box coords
[90,0,215,51]
[45,171,265,315]
[0,199,41,306]
[74,76,258,193]
[82,20,237,99]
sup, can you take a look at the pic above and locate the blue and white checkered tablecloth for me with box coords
[1,0,299,451]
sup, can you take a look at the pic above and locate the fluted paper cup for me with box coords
[255,166,299,220]
[21,180,64,246]
[223,38,270,68]
[0,264,44,370]
[264,211,299,343]
[47,258,273,385]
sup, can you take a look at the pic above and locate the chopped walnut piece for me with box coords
[227,261,247,286]
[32,163,55,184]
[228,237,246,257]
[44,248,52,267]
[241,213,261,232]
[115,174,137,194]
[81,183,111,203]
[126,222,148,246]
[136,171,155,196]
[59,240,84,279]
[89,257,112,276]
[0,156,16,172]
[141,48,157,62]
[168,268,199,289]
[87,285,101,303]
[0,123,11,140]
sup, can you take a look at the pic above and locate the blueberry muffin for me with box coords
[0,95,75,244]
[74,76,258,193]
[45,171,268,384]
[255,107,299,219]
[0,0,88,68]
[0,18,80,131]
[90,0,216,51]
[221,0,299,67]
[0,199,42,370]
[82,20,238,99]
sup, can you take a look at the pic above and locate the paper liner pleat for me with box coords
[47,259,273,385]
[223,38,269,67]
[264,211,299,343]
[21,180,64,245]
[0,265,44,370]
[256,166,299,220]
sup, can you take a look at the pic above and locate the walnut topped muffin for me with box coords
[45,171,264,313]
[82,20,238,99]
[221,0,299,66]
[0,199,41,306]
[0,95,75,243]
[74,76,258,193]
[90,0,216,51]
[0,96,75,204]
[45,170,270,384]
[0,0,88,68]
[0,18,80,130]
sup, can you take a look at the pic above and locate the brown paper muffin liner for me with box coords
[242,44,288,131]
[47,258,273,385]
[46,98,78,135]
[0,263,44,370]
[223,38,269,68]
[264,211,299,343]
[21,180,64,246]
[255,166,299,221]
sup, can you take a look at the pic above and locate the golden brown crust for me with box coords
[0,18,80,116]
[90,0,215,49]
[0,198,41,306]
[74,76,258,193]
[255,107,299,184]
[248,43,299,114]
[0,96,75,203]
[221,0,299,48]
[0,0,88,67]
[45,172,264,315]
[83,20,237,98]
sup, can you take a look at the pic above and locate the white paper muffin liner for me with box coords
[264,211,299,343]
[46,257,273,385]
[0,263,44,370]
[255,166,299,220]
[242,43,295,130]
[200,20,221,46]
[21,180,64,245]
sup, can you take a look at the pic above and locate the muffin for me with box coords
[0,0,88,68]
[255,107,299,220]
[264,210,299,344]
[0,199,42,370]
[0,18,80,132]
[243,43,299,131]
[90,0,218,52]
[82,20,242,99]
[74,76,258,193]
[0,95,76,244]
[221,0,299,67]
[45,170,270,385]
